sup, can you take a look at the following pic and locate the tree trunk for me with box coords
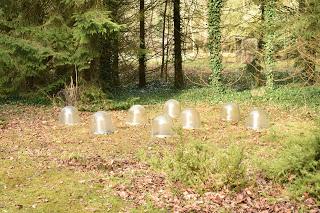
[138,0,147,88]
[264,0,276,89]
[110,2,121,88]
[165,9,171,82]
[161,0,169,79]
[173,0,184,89]
[208,0,223,90]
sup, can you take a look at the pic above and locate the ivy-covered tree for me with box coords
[207,0,224,90]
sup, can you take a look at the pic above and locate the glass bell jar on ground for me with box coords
[164,99,181,119]
[126,105,146,126]
[59,106,80,126]
[91,111,115,135]
[221,103,240,124]
[181,108,201,129]
[151,115,174,138]
[246,108,269,131]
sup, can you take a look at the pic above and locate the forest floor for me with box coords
[1,89,320,212]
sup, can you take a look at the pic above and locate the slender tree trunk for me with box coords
[161,0,169,79]
[173,0,184,89]
[264,0,276,89]
[139,0,146,88]
[165,11,171,82]
[258,0,265,51]
[208,0,223,90]
[110,2,121,87]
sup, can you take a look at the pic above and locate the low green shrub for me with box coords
[140,139,248,192]
[262,135,320,183]
[289,172,320,201]
[212,145,247,190]
[260,124,320,201]
[167,141,213,189]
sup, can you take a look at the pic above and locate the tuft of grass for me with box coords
[0,115,8,127]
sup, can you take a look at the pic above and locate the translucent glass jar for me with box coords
[164,99,181,119]
[221,103,240,124]
[151,115,174,138]
[91,111,115,135]
[181,108,201,129]
[126,105,146,126]
[59,106,80,126]
[246,108,269,131]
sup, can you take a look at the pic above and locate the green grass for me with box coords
[110,85,320,110]
[256,123,320,203]
[2,82,320,112]
[0,156,131,212]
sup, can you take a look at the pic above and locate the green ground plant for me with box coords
[139,138,247,192]
[260,123,320,201]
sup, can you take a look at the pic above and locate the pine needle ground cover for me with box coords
[0,93,319,212]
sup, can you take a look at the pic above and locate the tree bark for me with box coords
[139,0,147,88]
[160,0,169,79]
[165,8,171,82]
[264,0,276,89]
[173,0,184,89]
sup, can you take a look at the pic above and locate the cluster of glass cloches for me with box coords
[221,103,269,130]
[59,106,115,135]
[59,100,269,137]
